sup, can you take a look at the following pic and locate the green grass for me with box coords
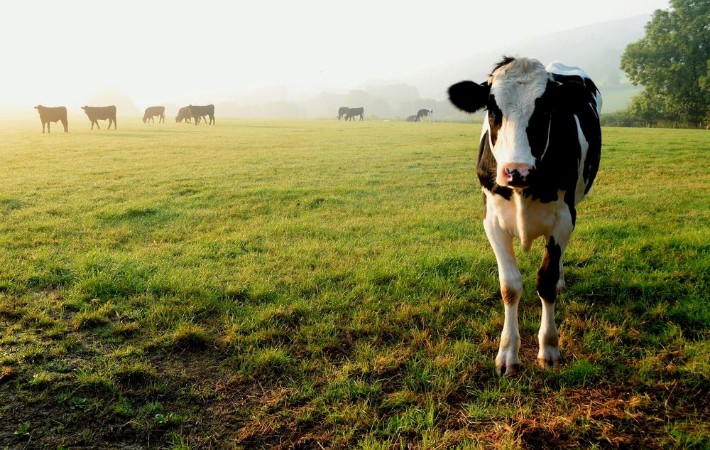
[0,118,708,449]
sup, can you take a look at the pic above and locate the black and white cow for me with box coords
[188,104,215,125]
[345,107,364,121]
[143,106,165,123]
[81,105,117,130]
[416,108,433,122]
[337,106,349,120]
[34,105,68,133]
[448,56,602,376]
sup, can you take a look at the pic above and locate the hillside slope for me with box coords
[401,15,650,111]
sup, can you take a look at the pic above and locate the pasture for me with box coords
[0,118,707,449]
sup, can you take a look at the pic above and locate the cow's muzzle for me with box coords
[499,163,532,187]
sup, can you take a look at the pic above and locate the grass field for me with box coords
[0,118,708,449]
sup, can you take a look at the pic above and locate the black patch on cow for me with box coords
[550,73,601,114]
[536,236,561,302]
[527,93,552,160]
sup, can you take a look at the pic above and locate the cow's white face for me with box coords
[484,59,550,187]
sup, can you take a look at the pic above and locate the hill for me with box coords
[406,15,650,100]
[211,15,651,120]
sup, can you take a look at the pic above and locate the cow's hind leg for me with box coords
[536,226,571,369]
[484,214,522,376]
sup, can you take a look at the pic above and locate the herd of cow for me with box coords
[334,106,432,122]
[34,103,435,132]
[33,104,216,132]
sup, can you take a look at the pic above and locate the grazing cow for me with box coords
[406,114,418,122]
[345,107,364,121]
[416,108,433,122]
[188,104,215,125]
[175,106,193,123]
[34,105,68,133]
[448,56,602,376]
[337,106,349,120]
[81,105,117,130]
[143,106,165,123]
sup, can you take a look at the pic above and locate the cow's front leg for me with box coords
[484,215,522,376]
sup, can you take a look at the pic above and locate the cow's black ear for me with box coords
[448,81,489,113]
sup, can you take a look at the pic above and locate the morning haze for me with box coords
[3,0,668,120]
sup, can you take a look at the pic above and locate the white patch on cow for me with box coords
[480,119,490,146]
[485,188,562,253]
[539,120,552,162]
[574,115,591,204]
[496,301,521,374]
[546,60,586,77]
[483,195,523,292]
[489,59,548,175]
[537,299,560,367]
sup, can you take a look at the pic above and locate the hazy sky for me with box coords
[3,0,669,109]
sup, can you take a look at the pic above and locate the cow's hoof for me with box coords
[495,363,520,377]
[537,357,561,370]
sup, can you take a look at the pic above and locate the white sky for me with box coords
[2,0,669,109]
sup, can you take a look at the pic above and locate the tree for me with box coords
[620,0,710,127]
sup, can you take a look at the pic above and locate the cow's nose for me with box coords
[500,163,532,187]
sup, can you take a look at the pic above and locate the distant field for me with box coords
[0,119,707,449]
[599,85,643,112]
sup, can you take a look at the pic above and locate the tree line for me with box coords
[614,0,710,128]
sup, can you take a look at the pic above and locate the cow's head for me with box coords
[449,56,566,188]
